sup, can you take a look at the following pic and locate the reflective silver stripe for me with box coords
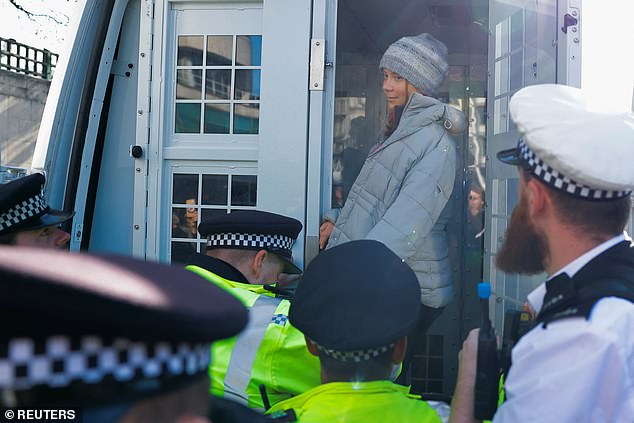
[223,294,281,406]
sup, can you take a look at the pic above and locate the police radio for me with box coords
[473,282,499,420]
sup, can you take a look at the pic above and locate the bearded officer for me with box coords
[266,240,441,422]
[184,210,320,411]
[449,84,634,423]
[0,173,73,248]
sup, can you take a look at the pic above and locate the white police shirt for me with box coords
[494,233,634,423]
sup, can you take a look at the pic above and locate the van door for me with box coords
[484,0,578,330]
[316,0,491,397]
[138,0,312,264]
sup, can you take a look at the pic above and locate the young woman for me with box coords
[319,33,466,386]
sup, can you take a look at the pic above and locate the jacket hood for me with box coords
[398,93,467,137]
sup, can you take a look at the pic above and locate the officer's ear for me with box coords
[251,250,268,280]
[391,336,408,364]
[304,336,319,357]
[520,168,549,218]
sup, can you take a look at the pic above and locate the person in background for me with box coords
[463,184,486,309]
[449,84,634,423]
[468,185,485,219]
[466,184,485,245]
[340,116,371,200]
[185,210,321,411]
[0,173,72,248]
[0,246,271,422]
[172,212,197,264]
[185,198,199,237]
[319,32,467,387]
[266,240,442,422]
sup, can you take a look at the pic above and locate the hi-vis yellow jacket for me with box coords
[266,380,441,422]
[186,264,321,410]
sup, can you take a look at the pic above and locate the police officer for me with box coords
[0,246,272,422]
[184,210,320,410]
[266,240,441,422]
[449,84,634,422]
[0,173,72,248]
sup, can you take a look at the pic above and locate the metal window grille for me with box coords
[411,334,445,394]
[0,37,58,80]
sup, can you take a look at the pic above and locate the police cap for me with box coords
[0,173,74,237]
[0,247,248,407]
[290,240,420,362]
[497,84,634,200]
[198,210,303,274]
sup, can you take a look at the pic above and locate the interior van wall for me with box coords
[337,0,489,55]
[88,0,141,254]
[334,52,383,146]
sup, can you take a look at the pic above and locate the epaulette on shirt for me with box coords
[537,273,634,327]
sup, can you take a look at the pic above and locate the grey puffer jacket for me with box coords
[325,93,466,308]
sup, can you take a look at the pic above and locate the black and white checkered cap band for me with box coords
[310,340,395,363]
[0,194,48,231]
[207,233,295,255]
[0,336,210,391]
[518,139,631,200]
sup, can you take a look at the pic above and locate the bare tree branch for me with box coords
[7,0,68,26]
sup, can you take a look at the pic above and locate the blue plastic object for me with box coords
[477,282,491,299]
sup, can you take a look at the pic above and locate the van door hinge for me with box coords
[309,39,330,91]
[561,3,581,87]
[111,59,135,78]
[561,13,578,34]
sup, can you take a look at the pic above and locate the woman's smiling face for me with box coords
[382,68,417,110]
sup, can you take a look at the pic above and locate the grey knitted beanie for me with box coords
[380,33,449,97]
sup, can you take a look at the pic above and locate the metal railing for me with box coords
[0,37,58,80]
[0,166,27,184]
